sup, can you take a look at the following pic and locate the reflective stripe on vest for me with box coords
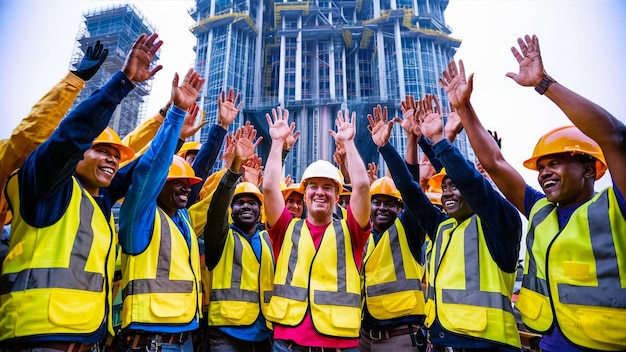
[431,216,513,315]
[273,220,360,308]
[210,231,273,304]
[521,203,552,296]
[426,223,454,301]
[0,190,104,295]
[366,222,422,296]
[557,192,626,307]
[122,211,193,298]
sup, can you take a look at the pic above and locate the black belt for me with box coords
[120,331,191,347]
[363,324,422,341]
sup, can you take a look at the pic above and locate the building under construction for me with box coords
[70,4,158,138]
[191,0,467,179]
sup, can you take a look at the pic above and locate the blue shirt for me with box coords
[14,71,135,344]
[118,105,200,334]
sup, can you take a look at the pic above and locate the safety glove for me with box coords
[73,40,108,81]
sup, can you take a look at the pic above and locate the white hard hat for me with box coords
[301,160,344,193]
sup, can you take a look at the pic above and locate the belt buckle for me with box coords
[368,329,383,341]
[147,335,162,352]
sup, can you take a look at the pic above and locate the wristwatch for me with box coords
[535,75,556,95]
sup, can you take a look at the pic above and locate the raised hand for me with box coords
[233,121,263,165]
[418,95,444,142]
[180,103,208,140]
[330,109,356,143]
[444,107,463,142]
[171,68,205,111]
[333,140,346,166]
[439,60,473,109]
[221,133,236,168]
[283,174,294,187]
[367,162,379,184]
[122,33,163,84]
[217,88,242,129]
[505,34,545,87]
[242,154,263,187]
[74,40,108,81]
[265,106,292,143]
[367,104,398,147]
[283,121,301,151]
[400,95,421,138]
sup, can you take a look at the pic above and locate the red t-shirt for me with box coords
[267,207,371,348]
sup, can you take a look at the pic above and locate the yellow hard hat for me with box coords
[369,176,401,201]
[523,125,607,180]
[339,184,352,196]
[234,182,264,205]
[177,141,202,159]
[167,155,202,185]
[93,127,135,163]
[428,168,447,190]
[301,160,344,192]
[281,182,303,201]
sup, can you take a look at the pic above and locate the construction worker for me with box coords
[115,68,205,351]
[282,182,305,218]
[0,40,108,228]
[203,123,273,351]
[440,34,626,351]
[179,141,203,165]
[263,107,371,351]
[370,97,523,351]
[359,176,427,352]
[0,33,162,351]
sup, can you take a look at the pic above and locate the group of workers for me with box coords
[0,30,624,352]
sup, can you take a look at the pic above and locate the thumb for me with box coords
[172,72,180,89]
[505,72,516,80]
[467,73,475,91]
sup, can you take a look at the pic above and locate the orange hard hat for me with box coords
[523,126,607,180]
[234,182,264,205]
[177,141,202,159]
[426,186,442,206]
[281,182,303,201]
[167,155,202,185]
[92,127,135,163]
[369,176,402,201]
[428,168,447,190]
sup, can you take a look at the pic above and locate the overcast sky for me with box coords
[1,0,625,191]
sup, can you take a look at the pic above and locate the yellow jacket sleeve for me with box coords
[0,72,84,225]
[121,112,164,153]
[188,168,228,236]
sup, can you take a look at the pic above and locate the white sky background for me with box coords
[1,0,625,192]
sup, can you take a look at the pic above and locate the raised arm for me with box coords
[331,109,370,227]
[263,107,293,227]
[507,34,626,193]
[440,60,527,214]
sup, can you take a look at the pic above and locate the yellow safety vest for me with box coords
[516,188,626,350]
[363,219,425,320]
[208,228,275,327]
[0,176,116,341]
[424,215,520,349]
[120,209,201,328]
[267,219,362,338]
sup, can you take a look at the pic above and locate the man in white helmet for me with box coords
[263,107,371,352]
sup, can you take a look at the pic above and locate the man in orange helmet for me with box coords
[0,33,162,351]
[203,123,273,351]
[440,34,626,351]
[359,176,428,351]
[116,68,205,351]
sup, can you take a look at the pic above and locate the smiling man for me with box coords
[0,33,161,351]
[116,68,206,352]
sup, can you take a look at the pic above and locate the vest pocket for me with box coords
[444,305,487,333]
[150,294,186,317]
[49,290,98,326]
[330,307,360,328]
[266,296,289,320]
[515,288,542,320]
[382,292,419,313]
[579,306,626,344]
[220,303,248,322]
